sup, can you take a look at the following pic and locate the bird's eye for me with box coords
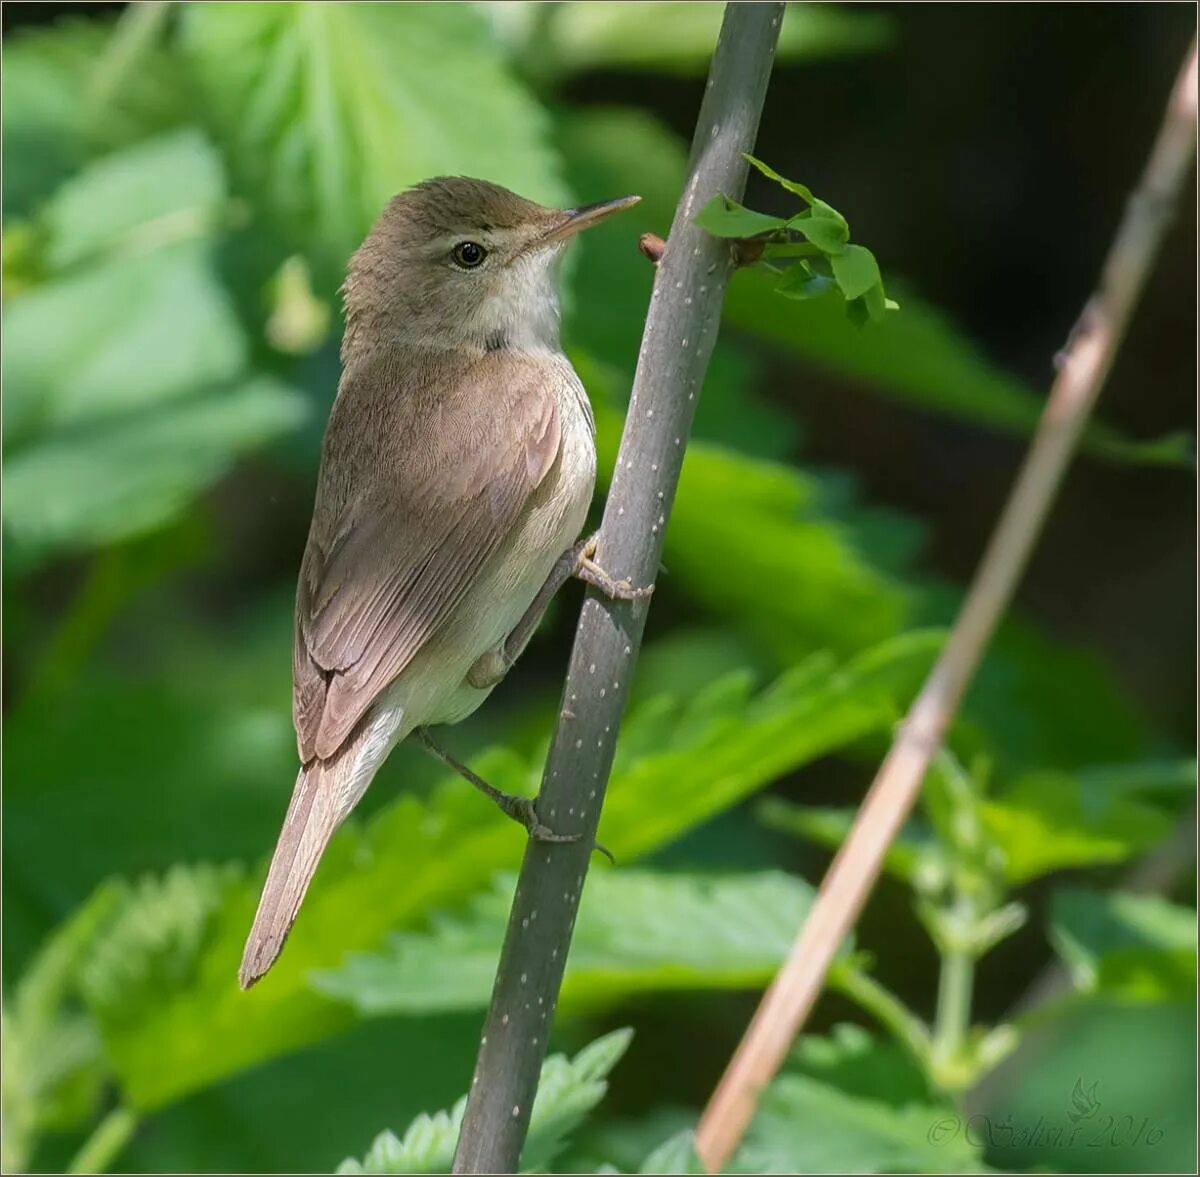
[452,241,487,268]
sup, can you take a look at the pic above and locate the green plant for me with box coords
[2,4,1192,1174]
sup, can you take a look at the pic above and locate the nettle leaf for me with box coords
[758,800,942,886]
[588,393,917,665]
[338,1029,632,1174]
[639,1129,705,1174]
[733,1030,984,1174]
[1,886,123,1173]
[2,130,308,567]
[312,871,820,1016]
[723,267,1190,467]
[40,128,226,270]
[693,194,788,239]
[3,377,307,562]
[980,762,1187,884]
[183,2,565,287]
[1050,889,1197,1002]
[530,2,890,78]
[62,634,932,1111]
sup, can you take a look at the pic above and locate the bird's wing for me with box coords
[293,351,564,762]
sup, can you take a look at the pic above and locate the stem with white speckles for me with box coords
[450,4,786,1172]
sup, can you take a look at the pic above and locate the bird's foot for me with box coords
[573,533,655,601]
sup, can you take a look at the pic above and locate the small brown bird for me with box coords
[239,177,644,988]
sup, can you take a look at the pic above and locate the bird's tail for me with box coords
[239,710,400,989]
[238,758,342,988]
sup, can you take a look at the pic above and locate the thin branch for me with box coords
[695,37,1198,1173]
[450,4,785,1172]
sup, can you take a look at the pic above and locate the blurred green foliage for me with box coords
[2,3,1194,1174]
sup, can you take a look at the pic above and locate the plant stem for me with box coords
[450,5,785,1172]
[830,962,932,1068]
[932,939,975,1082]
[67,1105,138,1175]
[695,37,1197,1174]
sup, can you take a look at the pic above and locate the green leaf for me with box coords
[976,997,1195,1173]
[338,1029,632,1173]
[1,19,187,217]
[743,154,815,203]
[830,243,883,300]
[981,764,1183,884]
[693,194,788,239]
[790,212,850,254]
[40,128,226,271]
[557,110,799,460]
[1,886,123,1172]
[78,864,244,1038]
[312,871,822,1016]
[43,632,932,1111]
[530,2,890,77]
[732,1027,984,1173]
[183,2,565,286]
[775,267,838,300]
[1050,889,1197,1001]
[789,1023,935,1105]
[3,377,308,563]
[596,401,918,663]
[639,1129,704,1174]
[724,268,1190,467]
[758,800,942,886]
[2,131,308,566]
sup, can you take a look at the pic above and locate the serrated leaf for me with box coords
[312,871,824,1016]
[694,194,788,239]
[59,631,931,1111]
[1,886,123,1172]
[981,764,1184,884]
[733,1071,984,1174]
[758,800,941,885]
[1050,889,1197,1001]
[183,2,565,286]
[641,1129,704,1174]
[339,1029,632,1173]
[2,131,308,566]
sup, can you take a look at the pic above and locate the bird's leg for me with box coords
[415,728,614,861]
[414,727,576,843]
[466,532,654,691]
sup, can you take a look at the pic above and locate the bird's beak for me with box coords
[541,195,641,245]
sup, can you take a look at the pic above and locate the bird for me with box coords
[239,177,645,989]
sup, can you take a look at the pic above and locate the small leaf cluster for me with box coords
[695,154,898,324]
